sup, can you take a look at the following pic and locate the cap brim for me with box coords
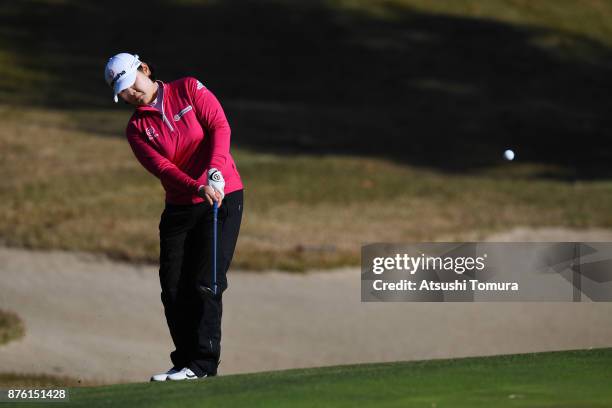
[112,70,138,103]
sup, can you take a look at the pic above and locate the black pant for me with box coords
[158,189,243,376]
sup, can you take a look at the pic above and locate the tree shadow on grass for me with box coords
[2,0,611,179]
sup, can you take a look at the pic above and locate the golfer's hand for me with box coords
[207,168,225,200]
[197,185,222,207]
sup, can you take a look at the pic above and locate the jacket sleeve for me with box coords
[126,122,200,194]
[187,77,232,184]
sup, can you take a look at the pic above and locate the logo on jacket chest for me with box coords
[173,105,193,122]
[145,126,159,141]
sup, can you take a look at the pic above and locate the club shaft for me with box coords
[213,201,218,295]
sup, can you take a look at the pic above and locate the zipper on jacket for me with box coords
[159,83,175,132]
[162,113,175,132]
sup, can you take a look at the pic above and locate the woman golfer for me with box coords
[104,53,243,381]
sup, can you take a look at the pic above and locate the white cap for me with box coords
[104,53,141,103]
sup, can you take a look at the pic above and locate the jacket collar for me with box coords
[135,80,165,112]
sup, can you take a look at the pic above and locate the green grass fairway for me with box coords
[11,348,612,408]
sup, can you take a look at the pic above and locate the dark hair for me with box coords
[138,62,156,81]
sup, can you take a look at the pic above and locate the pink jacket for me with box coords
[125,77,243,205]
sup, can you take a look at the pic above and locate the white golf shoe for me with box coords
[150,367,181,382]
[166,367,205,381]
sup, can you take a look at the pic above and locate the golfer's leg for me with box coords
[217,190,243,294]
[190,190,243,376]
[159,205,196,369]
[181,203,215,376]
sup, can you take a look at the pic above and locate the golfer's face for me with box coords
[119,72,152,105]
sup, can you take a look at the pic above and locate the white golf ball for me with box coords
[503,149,515,161]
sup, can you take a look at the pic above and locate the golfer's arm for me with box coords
[201,91,231,174]
[126,129,200,194]
[190,79,231,180]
